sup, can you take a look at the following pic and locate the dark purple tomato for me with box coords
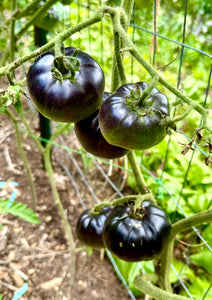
[76,206,113,248]
[99,82,169,150]
[74,92,129,159]
[27,47,105,123]
[102,200,171,261]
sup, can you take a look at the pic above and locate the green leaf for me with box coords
[188,163,205,185]
[191,249,212,275]
[110,254,142,296]
[14,98,22,113]
[0,37,7,50]
[0,200,41,224]
[202,224,212,247]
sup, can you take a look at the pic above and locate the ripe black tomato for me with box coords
[76,206,113,248]
[99,82,169,150]
[74,92,129,159]
[102,200,171,261]
[27,47,105,123]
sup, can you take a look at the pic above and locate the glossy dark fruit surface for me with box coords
[102,200,171,261]
[74,92,129,159]
[27,47,105,123]
[76,206,113,248]
[99,82,169,150]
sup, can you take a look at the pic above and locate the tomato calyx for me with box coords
[129,203,146,220]
[51,48,80,83]
[125,84,155,117]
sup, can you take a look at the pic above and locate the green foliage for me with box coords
[0,85,22,112]
[111,253,156,296]
[171,258,212,299]
[0,199,41,224]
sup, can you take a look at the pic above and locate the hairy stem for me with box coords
[0,11,102,78]
[159,208,212,291]
[158,239,174,292]
[127,151,150,195]
[21,112,45,153]
[5,109,37,210]
[111,13,127,87]
[171,209,212,239]
[10,0,17,63]
[121,0,135,29]
[16,0,58,40]
[138,75,159,105]
[43,147,76,285]
[93,193,153,212]
[5,0,42,25]
[134,275,191,300]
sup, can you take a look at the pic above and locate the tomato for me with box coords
[102,200,171,262]
[27,47,105,123]
[99,82,169,150]
[74,92,129,159]
[76,206,113,248]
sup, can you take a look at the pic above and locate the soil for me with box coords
[0,89,144,300]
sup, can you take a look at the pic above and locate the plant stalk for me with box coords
[0,11,102,78]
[10,0,17,63]
[43,147,76,286]
[171,209,212,239]
[127,151,150,195]
[134,274,191,300]
[5,109,37,210]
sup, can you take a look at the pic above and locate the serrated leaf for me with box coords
[0,200,41,224]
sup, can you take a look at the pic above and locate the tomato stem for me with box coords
[137,75,159,106]
[134,273,191,300]
[93,194,153,213]
[127,151,150,195]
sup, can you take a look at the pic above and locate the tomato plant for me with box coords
[99,82,170,150]
[27,47,105,123]
[76,206,113,248]
[74,92,129,159]
[102,200,171,262]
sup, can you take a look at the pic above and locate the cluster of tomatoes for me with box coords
[27,47,171,262]
[27,47,169,160]
[76,200,171,262]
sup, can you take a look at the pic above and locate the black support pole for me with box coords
[34,26,51,148]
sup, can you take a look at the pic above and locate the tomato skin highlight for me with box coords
[102,200,171,262]
[74,92,129,159]
[27,47,105,123]
[99,82,169,150]
[76,206,113,249]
